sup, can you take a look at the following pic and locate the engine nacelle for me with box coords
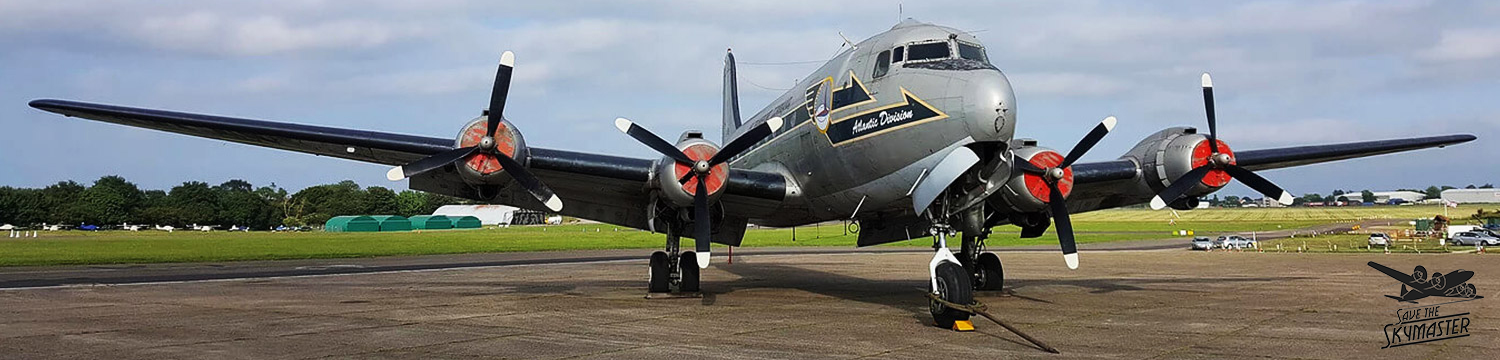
[1129,127,1235,202]
[453,115,530,186]
[995,143,1072,214]
[656,131,728,208]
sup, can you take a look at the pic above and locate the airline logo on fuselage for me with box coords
[824,88,947,146]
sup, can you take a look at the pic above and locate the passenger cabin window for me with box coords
[892,46,905,62]
[957,42,988,63]
[873,50,891,78]
[906,42,950,62]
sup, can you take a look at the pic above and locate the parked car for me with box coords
[1190,237,1214,250]
[1217,235,1253,249]
[1368,233,1391,247]
[1450,231,1500,246]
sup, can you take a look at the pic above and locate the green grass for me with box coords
[0,204,1487,267]
[1257,234,1477,254]
[1072,204,1493,223]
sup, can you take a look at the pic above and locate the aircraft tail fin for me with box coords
[722,49,742,143]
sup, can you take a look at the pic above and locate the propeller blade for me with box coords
[490,152,563,211]
[1149,166,1213,210]
[487,51,515,136]
[615,118,693,164]
[387,146,478,181]
[1048,184,1078,270]
[1201,73,1218,154]
[1060,116,1117,168]
[1224,165,1294,205]
[1013,155,1045,174]
[694,178,712,268]
[678,170,697,185]
[708,117,782,165]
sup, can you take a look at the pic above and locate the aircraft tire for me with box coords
[679,251,700,292]
[648,251,671,293]
[975,252,1004,291]
[930,261,973,328]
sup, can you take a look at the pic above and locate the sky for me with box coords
[1,0,1497,198]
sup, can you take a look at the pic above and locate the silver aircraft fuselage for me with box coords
[728,20,1014,226]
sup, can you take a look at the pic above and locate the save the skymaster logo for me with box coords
[1368,261,1482,349]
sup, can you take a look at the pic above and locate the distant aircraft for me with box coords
[1368,262,1482,303]
[121,223,147,231]
[189,224,219,232]
[31,19,1477,327]
[154,225,176,232]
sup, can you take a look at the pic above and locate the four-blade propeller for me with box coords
[1014,116,1116,270]
[1149,73,1292,210]
[385,51,562,212]
[614,117,783,268]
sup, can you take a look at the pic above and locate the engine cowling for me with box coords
[656,132,727,207]
[1133,127,1235,204]
[996,144,1073,214]
[453,115,529,186]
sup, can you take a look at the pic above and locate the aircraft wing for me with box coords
[1073,134,1476,185]
[28,99,788,230]
[1064,134,1476,212]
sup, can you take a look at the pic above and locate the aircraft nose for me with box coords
[960,70,1016,142]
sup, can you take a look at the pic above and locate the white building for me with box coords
[1442,189,1500,204]
[433,205,520,225]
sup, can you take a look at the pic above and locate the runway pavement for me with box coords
[2,247,1495,359]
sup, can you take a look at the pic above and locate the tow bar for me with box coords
[921,291,1060,354]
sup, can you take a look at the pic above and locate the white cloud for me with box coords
[1418,28,1500,62]
[128,12,427,56]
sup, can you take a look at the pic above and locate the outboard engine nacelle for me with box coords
[453,115,530,187]
[1129,127,1231,206]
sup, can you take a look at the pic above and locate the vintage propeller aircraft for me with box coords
[1368,262,1483,303]
[29,19,1476,328]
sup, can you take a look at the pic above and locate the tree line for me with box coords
[0,176,470,229]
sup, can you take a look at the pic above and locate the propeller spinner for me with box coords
[386,51,562,212]
[1149,73,1293,210]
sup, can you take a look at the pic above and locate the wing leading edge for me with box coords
[27,99,788,229]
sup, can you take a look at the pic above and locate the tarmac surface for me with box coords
[2,246,1496,359]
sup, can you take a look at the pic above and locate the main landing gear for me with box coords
[648,233,701,293]
[959,231,1005,291]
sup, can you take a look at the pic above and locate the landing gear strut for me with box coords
[960,232,1005,291]
[647,231,701,293]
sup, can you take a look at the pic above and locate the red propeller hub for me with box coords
[458,120,518,175]
[1191,139,1235,187]
[674,143,728,195]
[1023,151,1074,203]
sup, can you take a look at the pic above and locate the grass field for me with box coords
[0,204,1490,267]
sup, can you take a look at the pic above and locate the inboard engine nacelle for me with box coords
[654,130,727,207]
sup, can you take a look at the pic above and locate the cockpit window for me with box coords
[906,42,950,62]
[892,46,905,62]
[957,42,988,63]
[873,50,891,78]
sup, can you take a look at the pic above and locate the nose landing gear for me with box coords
[927,225,974,329]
